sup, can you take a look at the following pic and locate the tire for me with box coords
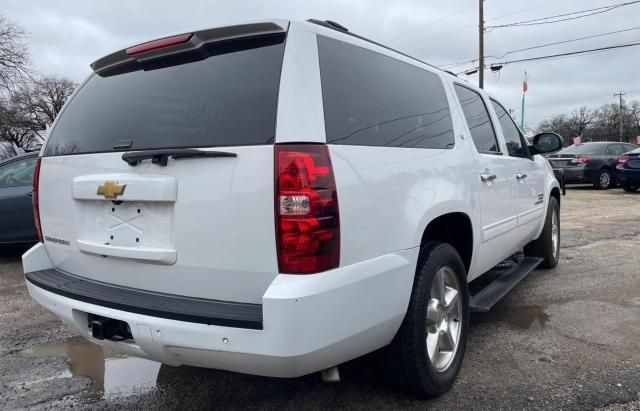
[384,242,469,397]
[622,185,638,192]
[593,169,612,190]
[524,196,560,268]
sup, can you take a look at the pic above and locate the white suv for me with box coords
[22,19,563,396]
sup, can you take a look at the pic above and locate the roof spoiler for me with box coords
[90,21,288,77]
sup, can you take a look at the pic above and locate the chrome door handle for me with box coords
[516,173,528,180]
[480,173,497,182]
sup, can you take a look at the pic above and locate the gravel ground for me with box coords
[1,187,639,410]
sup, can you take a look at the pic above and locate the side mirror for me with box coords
[531,132,563,155]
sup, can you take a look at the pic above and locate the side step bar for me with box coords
[469,257,543,312]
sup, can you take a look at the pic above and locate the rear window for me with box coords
[317,36,454,149]
[558,144,605,155]
[44,35,286,156]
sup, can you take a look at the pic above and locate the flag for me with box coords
[522,70,528,93]
[573,135,582,145]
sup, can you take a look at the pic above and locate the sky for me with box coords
[3,0,640,129]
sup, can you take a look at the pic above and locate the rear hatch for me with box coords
[37,23,287,304]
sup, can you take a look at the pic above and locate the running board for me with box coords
[469,257,543,312]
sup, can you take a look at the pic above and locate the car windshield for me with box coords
[627,147,640,154]
[557,144,603,155]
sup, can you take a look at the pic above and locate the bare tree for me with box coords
[16,75,77,134]
[568,106,594,137]
[0,13,30,95]
[0,94,39,148]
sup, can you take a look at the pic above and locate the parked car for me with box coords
[22,19,563,397]
[0,142,20,161]
[616,147,640,192]
[547,142,638,189]
[0,152,39,245]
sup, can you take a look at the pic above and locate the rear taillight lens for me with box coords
[126,33,193,55]
[570,157,591,165]
[32,157,43,242]
[618,155,630,163]
[275,144,339,274]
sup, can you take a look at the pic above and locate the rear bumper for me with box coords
[558,167,595,184]
[616,167,640,185]
[22,243,416,378]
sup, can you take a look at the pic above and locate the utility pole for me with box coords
[613,91,625,142]
[479,0,485,89]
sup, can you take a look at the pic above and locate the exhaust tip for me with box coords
[320,366,341,383]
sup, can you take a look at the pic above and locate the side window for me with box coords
[317,36,455,149]
[490,99,529,158]
[453,84,500,153]
[606,144,625,156]
[0,157,36,188]
[624,144,637,153]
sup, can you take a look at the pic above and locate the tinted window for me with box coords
[0,157,36,188]
[490,100,528,158]
[558,144,605,155]
[606,144,626,156]
[454,85,499,153]
[317,36,454,149]
[623,144,638,153]
[44,36,286,156]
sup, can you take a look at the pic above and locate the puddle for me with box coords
[20,337,161,399]
[504,306,550,329]
[474,305,550,330]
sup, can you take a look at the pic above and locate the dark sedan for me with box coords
[547,142,638,189]
[616,147,640,192]
[0,152,39,245]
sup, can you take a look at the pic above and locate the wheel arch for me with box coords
[419,212,474,275]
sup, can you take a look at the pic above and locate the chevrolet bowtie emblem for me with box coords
[97,181,126,199]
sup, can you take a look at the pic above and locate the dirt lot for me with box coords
[1,187,639,410]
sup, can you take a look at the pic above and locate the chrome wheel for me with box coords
[599,171,611,188]
[551,208,559,259]
[426,266,462,372]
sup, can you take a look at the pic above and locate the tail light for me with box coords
[570,157,591,165]
[126,33,193,55]
[275,144,339,274]
[618,155,630,163]
[32,157,43,242]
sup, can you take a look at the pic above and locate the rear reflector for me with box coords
[32,157,43,242]
[126,33,193,55]
[275,144,339,274]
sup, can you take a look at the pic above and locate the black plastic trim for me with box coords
[25,269,263,330]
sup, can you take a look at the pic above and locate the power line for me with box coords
[486,0,640,29]
[396,0,566,49]
[440,25,640,69]
[458,40,640,74]
[491,26,640,58]
[387,2,475,44]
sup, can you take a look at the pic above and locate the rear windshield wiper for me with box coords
[122,148,237,166]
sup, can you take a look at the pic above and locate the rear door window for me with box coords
[454,84,500,154]
[317,36,454,149]
[44,35,286,156]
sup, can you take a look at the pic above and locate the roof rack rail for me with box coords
[306,18,452,78]
[307,19,349,32]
